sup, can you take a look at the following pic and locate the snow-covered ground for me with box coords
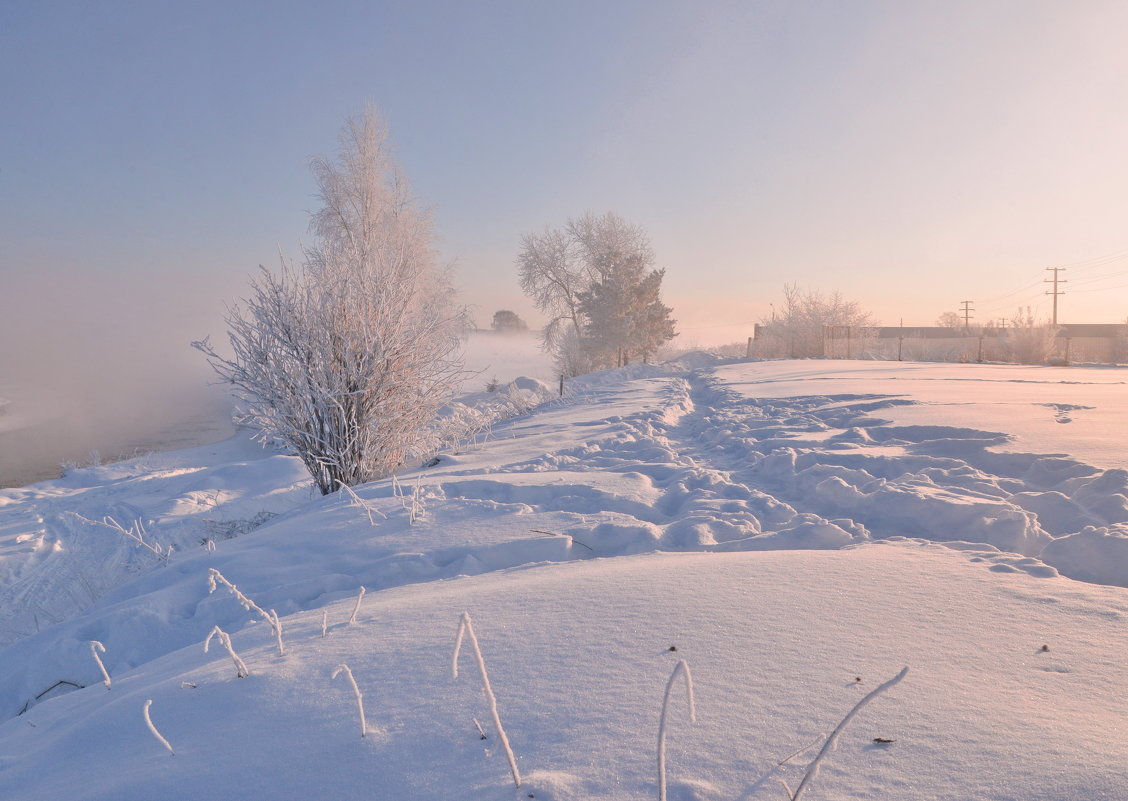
[2,357,1127,800]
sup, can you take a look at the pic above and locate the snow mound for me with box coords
[2,546,1127,801]
[3,359,1128,798]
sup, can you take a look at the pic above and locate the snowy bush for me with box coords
[755,284,873,359]
[1004,307,1061,364]
[195,108,468,495]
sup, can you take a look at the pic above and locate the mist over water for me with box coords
[0,388,235,488]
[0,312,553,488]
[0,270,238,488]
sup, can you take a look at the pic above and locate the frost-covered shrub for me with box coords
[201,511,278,542]
[195,109,468,495]
[755,284,874,359]
[1005,307,1060,364]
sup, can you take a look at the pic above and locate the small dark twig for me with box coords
[35,679,85,700]
[530,529,594,551]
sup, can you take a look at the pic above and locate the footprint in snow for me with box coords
[1039,403,1095,424]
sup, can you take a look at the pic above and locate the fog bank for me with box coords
[0,269,237,487]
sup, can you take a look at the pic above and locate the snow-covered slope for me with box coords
[1,359,1127,800]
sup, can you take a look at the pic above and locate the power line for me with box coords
[976,278,1044,305]
[1048,247,1128,274]
[1071,280,1128,294]
[1067,268,1128,288]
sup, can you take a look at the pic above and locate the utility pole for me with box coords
[959,300,974,332]
[1044,267,1067,324]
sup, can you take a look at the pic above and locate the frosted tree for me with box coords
[518,212,675,374]
[195,109,467,494]
[517,224,592,375]
[936,311,963,330]
[758,284,873,359]
[490,310,528,333]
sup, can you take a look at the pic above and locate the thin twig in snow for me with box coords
[348,587,366,625]
[774,736,821,768]
[143,700,174,756]
[270,609,285,657]
[337,480,386,525]
[657,659,696,801]
[89,641,111,689]
[453,612,521,788]
[204,625,250,678]
[788,666,909,801]
[207,568,285,655]
[331,664,368,737]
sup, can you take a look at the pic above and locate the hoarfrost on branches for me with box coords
[195,108,467,495]
[518,212,675,376]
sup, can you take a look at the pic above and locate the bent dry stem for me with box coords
[787,666,909,801]
[204,625,249,678]
[89,641,111,689]
[331,664,368,738]
[143,700,174,756]
[453,612,521,788]
[657,659,696,801]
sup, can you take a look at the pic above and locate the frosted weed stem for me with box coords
[207,568,285,656]
[331,664,368,737]
[453,612,521,788]
[336,480,386,525]
[89,641,111,689]
[786,666,909,801]
[204,625,250,678]
[270,609,285,657]
[349,587,366,625]
[207,568,271,620]
[143,700,174,756]
[657,659,696,801]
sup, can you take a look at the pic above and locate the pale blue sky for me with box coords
[3,0,1128,370]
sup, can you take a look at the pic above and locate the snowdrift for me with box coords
[2,359,1128,799]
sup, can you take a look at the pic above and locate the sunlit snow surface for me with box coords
[721,360,1128,470]
[1,358,1128,800]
